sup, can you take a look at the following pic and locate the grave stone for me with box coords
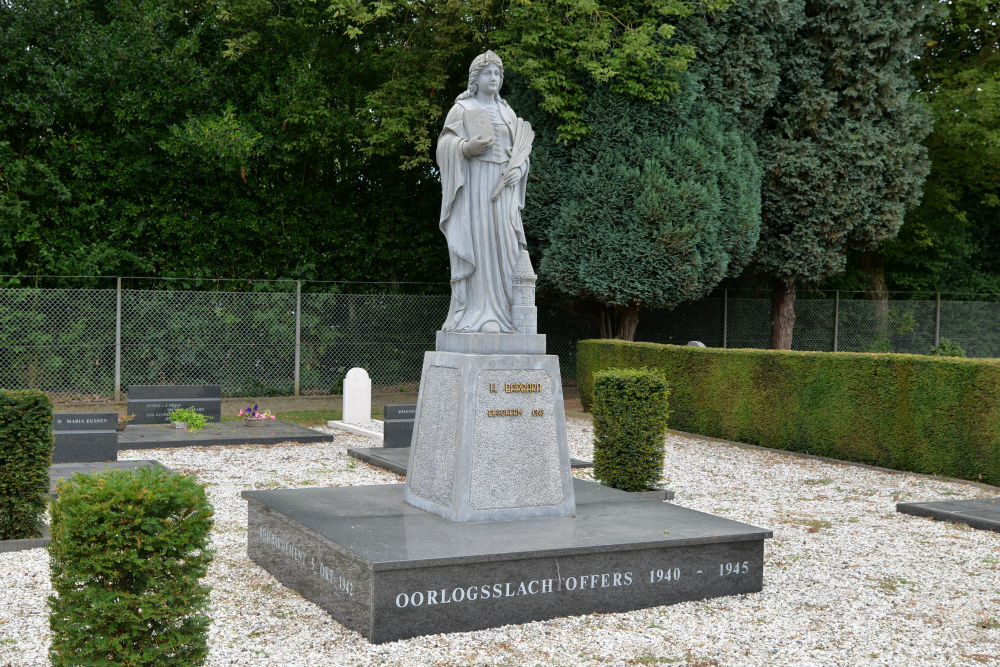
[383,404,417,448]
[52,413,118,463]
[342,368,372,426]
[127,385,222,425]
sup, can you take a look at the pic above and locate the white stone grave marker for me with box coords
[342,367,372,425]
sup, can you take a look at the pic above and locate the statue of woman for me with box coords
[437,50,533,334]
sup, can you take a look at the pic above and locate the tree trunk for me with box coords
[860,250,889,346]
[599,304,640,341]
[769,277,796,349]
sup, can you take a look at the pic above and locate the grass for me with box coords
[220,408,386,427]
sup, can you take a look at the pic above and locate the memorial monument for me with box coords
[404,50,575,523]
[243,51,771,644]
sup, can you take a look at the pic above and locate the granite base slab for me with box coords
[897,498,1000,532]
[118,420,330,450]
[348,445,592,476]
[244,482,771,643]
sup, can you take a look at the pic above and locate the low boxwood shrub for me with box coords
[48,467,215,667]
[592,367,670,492]
[578,339,1000,485]
[0,389,54,540]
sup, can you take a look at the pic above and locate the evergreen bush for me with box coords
[592,368,670,492]
[48,467,214,667]
[0,389,54,540]
[578,340,1000,485]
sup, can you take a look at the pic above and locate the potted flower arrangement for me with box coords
[240,405,276,427]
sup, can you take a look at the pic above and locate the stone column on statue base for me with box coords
[403,331,576,522]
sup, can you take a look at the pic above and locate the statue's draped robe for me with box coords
[437,98,529,333]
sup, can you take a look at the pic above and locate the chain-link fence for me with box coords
[2,280,998,401]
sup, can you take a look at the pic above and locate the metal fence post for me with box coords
[114,277,122,402]
[294,280,302,397]
[833,290,839,352]
[934,292,941,348]
[722,288,728,349]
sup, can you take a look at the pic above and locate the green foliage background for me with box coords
[0,390,53,540]
[578,340,1000,485]
[48,467,214,667]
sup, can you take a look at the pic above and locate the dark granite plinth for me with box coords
[383,404,416,448]
[118,420,329,450]
[348,445,592,477]
[897,498,1000,532]
[49,460,168,496]
[127,384,222,424]
[244,481,771,643]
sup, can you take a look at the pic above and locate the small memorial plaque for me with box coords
[127,385,222,425]
[383,404,417,448]
[52,413,118,463]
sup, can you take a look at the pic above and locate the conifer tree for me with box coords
[747,0,932,348]
[515,75,761,340]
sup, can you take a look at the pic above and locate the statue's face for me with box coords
[475,64,502,96]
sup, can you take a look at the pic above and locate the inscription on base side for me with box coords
[470,369,561,510]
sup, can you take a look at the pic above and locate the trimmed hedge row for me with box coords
[592,368,670,491]
[578,340,1000,486]
[0,389,54,540]
[48,467,215,667]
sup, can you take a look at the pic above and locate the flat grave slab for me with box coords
[118,420,330,450]
[52,412,118,463]
[897,498,1000,533]
[348,445,592,477]
[244,481,771,643]
[127,384,222,425]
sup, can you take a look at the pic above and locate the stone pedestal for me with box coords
[404,332,575,522]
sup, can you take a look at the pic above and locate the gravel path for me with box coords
[2,418,999,667]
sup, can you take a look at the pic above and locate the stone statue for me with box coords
[437,50,535,334]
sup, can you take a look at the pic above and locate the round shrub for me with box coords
[592,367,670,491]
[48,467,214,667]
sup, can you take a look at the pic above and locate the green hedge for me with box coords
[0,389,54,540]
[48,467,215,667]
[592,368,670,491]
[578,340,1000,486]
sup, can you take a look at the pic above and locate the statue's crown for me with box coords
[470,50,503,75]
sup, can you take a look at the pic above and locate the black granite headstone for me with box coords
[52,413,118,463]
[127,385,222,425]
[383,404,417,448]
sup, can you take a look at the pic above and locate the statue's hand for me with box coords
[463,134,494,157]
[502,165,522,187]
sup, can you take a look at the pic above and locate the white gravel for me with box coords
[2,417,999,667]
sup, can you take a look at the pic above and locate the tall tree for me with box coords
[514,74,761,340]
[765,0,932,347]
[708,0,932,348]
[877,0,1000,294]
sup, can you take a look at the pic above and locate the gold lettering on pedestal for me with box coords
[504,383,541,393]
[486,409,524,417]
[532,409,545,417]
[489,383,497,393]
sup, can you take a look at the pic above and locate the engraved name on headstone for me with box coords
[127,385,222,424]
[383,404,417,448]
[52,412,118,463]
